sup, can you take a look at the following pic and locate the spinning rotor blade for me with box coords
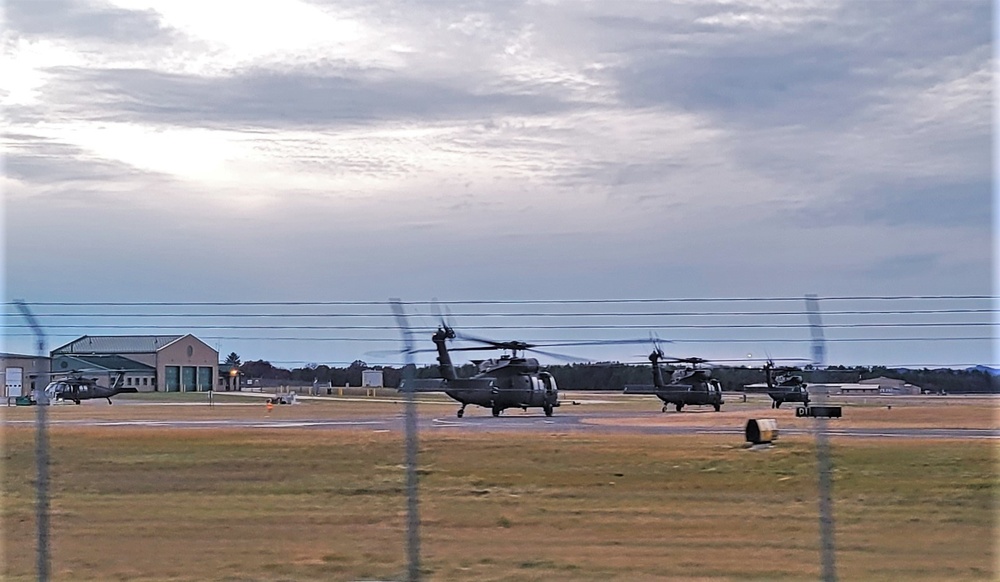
[453,331,650,352]
[430,297,455,331]
[665,356,711,365]
[519,346,590,363]
[527,338,659,348]
[450,341,583,361]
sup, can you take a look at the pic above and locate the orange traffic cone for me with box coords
[266,399,273,413]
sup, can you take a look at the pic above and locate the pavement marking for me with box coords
[248,420,387,428]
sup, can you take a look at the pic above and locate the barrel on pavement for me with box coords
[745,418,779,445]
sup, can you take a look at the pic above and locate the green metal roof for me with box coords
[53,354,155,372]
[52,335,184,354]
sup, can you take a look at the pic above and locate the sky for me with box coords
[1,0,995,369]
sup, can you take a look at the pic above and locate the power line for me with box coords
[3,322,993,330]
[4,294,993,307]
[5,308,995,318]
[1,333,991,343]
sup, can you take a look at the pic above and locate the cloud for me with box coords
[5,0,175,44]
[20,65,570,130]
[830,179,993,229]
[612,1,992,129]
[3,133,160,185]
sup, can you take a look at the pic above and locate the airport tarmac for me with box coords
[3,407,995,439]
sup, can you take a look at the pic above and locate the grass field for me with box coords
[1,397,997,581]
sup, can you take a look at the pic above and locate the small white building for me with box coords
[361,369,383,388]
[1,353,50,398]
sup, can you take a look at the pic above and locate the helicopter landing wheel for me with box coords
[661,405,668,413]
[543,404,553,417]
[457,408,464,418]
[713,403,721,412]
[492,406,502,417]
[675,403,683,412]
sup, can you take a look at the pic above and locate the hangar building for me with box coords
[51,335,219,392]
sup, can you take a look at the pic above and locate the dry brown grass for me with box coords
[1,397,997,581]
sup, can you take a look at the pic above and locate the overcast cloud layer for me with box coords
[2,0,994,368]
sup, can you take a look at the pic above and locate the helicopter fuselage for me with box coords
[765,368,810,409]
[441,358,560,416]
[652,379,724,409]
[44,379,136,404]
[768,387,810,408]
[414,327,562,417]
[623,351,724,412]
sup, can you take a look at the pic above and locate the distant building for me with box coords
[1,353,50,398]
[218,363,241,391]
[745,382,880,395]
[809,382,924,396]
[51,335,218,392]
[860,376,922,395]
[830,384,880,395]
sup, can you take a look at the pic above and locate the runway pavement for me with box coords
[3,409,995,439]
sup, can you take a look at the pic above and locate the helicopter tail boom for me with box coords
[623,384,658,395]
[399,378,449,392]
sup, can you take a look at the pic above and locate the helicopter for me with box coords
[623,345,724,412]
[402,324,564,417]
[43,370,138,404]
[762,360,810,409]
[400,323,640,418]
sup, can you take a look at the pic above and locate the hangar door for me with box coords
[5,368,23,397]
[182,366,197,392]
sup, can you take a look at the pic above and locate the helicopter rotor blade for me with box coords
[521,346,590,363]
[445,345,507,353]
[430,297,456,332]
[526,338,656,349]
[454,334,506,349]
[452,332,651,351]
[449,331,615,362]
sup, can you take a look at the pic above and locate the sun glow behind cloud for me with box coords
[106,0,406,75]
[0,39,84,106]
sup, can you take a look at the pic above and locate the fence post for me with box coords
[390,299,421,581]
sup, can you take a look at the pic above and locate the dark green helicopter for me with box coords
[762,360,810,409]
[402,324,638,418]
[623,344,724,412]
[44,371,138,404]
